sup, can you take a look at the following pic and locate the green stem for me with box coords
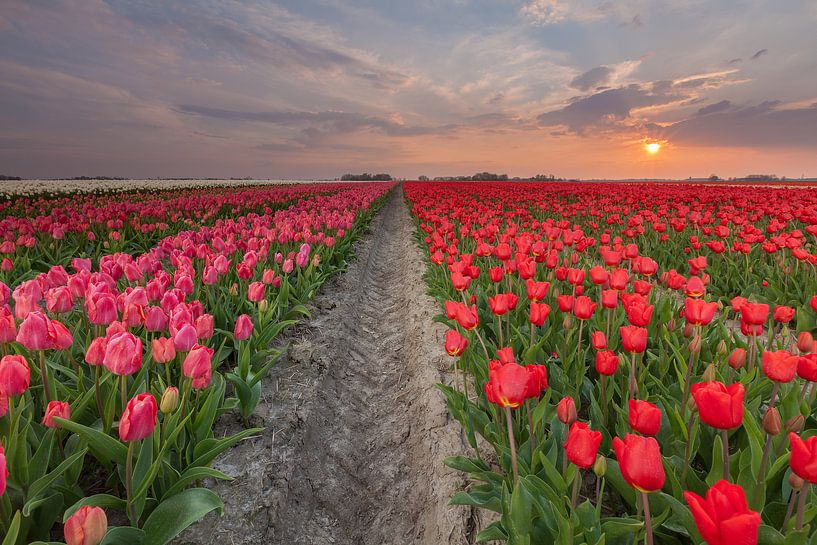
[504,406,519,485]
[642,492,654,545]
[125,440,136,526]
[39,351,52,407]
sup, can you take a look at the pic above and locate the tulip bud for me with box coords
[689,334,702,355]
[716,340,728,355]
[258,299,269,313]
[782,327,789,340]
[229,283,238,296]
[683,323,694,338]
[556,396,577,426]
[786,414,805,433]
[64,506,107,545]
[798,332,814,354]
[762,407,782,436]
[701,363,716,382]
[789,473,805,491]
[562,315,572,330]
[728,348,746,370]
[160,387,179,413]
[593,455,607,477]
[716,300,724,310]
[687,395,698,412]
[667,317,676,332]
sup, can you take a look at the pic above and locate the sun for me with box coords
[644,142,661,155]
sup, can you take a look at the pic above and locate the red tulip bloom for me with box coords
[444,330,468,356]
[489,266,504,283]
[455,303,479,330]
[761,350,798,383]
[557,395,577,425]
[620,326,647,353]
[234,314,254,341]
[451,271,470,292]
[524,364,548,398]
[613,434,666,492]
[16,311,54,350]
[740,302,769,326]
[182,344,214,389]
[151,337,176,364]
[810,295,817,313]
[42,400,70,428]
[496,347,515,364]
[609,269,629,290]
[172,323,198,352]
[685,276,706,298]
[773,305,795,323]
[103,332,143,376]
[595,350,619,375]
[684,480,761,545]
[489,293,518,316]
[727,348,746,370]
[64,505,108,545]
[0,354,30,396]
[685,298,718,326]
[525,279,549,301]
[573,296,596,320]
[564,422,602,468]
[591,331,607,349]
[601,289,618,309]
[691,381,744,430]
[0,307,16,344]
[589,266,608,285]
[484,362,530,409]
[119,393,157,442]
[85,337,107,366]
[529,301,550,326]
[624,299,653,326]
[790,433,817,483]
[797,354,817,382]
[628,399,661,436]
[557,295,574,312]
[247,281,265,302]
[0,441,7,497]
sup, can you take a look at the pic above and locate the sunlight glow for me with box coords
[645,142,662,155]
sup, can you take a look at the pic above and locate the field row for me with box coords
[405,181,817,545]
[0,181,394,545]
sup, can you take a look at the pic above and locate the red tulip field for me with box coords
[2,179,817,545]
[405,181,817,545]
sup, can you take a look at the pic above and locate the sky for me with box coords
[1,0,816,180]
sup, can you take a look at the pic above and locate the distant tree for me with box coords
[418,175,429,181]
[708,174,720,181]
[0,175,22,181]
[339,173,393,181]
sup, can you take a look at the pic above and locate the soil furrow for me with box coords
[178,185,470,545]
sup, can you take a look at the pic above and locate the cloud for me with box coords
[750,48,768,60]
[537,84,682,133]
[570,66,614,91]
[521,0,612,25]
[176,104,446,137]
[696,100,732,116]
[652,101,817,148]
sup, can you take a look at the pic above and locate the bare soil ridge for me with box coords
[178,185,471,545]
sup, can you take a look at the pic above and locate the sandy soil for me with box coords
[177,186,473,545]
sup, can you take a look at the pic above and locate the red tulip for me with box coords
[484,362,530,409]
[247,281,265,302]
[761,350,798,383]
[525,279,549,301]
[0,441,7,497]
[489,266,504,283]
[556,295,574,312]
[564,421,602,468]
[601,289,618,309]
[0,354,30,396]
[172,323,198,352]
[86,292,118,325]
[182,344,214,389]
[798,332,814,354]
[595,350,619,375]
[727,348,746,370]
[620,326,647,353]
[691,381,744,430]
[573,296,596,320]
[612,434,665,492]
[628,399,661,436]
[685,276,706,298]
[811,295,817,313]
[496,347,515,364]
[740,302,769,325]
[529,301,550,326]
[591,331,607,350]
[684,480,760,545]
[64,505,108,545]
[85,337,107,366]
[0,307,16,343]
[489,293,518,316]
[42,400,70,428]
[797,354,817,382]
[103,332,142,376]
[685,298,718,326]
[557,395,577,425]
[194,314,214,340]
[444,330,468,356]
[151,337,175,364]
[589,266,607,285]
[524,364,548,398]
[119,393,157,442]
[609,269,629,290]
[790,432,817,483]
[454,303,479,330]
[234,314,254,341]
[773,305,795,323]
[624,298,653,326]
[16,311,54,350]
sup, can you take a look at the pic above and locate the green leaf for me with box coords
[23,448,88,515]
[475,521,508,542]
[1,510,22,545]
[160,467,233,501]
[53,417,127,465]
[100,526,146,545]
[141,488,224,545]
[191,428,261,468]
[64,494,128,522]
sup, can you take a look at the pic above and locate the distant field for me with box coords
[0,179,331,196]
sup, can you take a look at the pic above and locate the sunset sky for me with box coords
[1,0,816,180]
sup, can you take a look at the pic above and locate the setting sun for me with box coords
[645,142,662,155]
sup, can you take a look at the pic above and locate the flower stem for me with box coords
[125,440,136,526]
[504,406,519,485]
[571,468,581,508]
[39,351,52,407]
[721,429,730,480]
[796,482,809,530]
[641,491,654,545]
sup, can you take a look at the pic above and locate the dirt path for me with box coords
[179,185,472,545]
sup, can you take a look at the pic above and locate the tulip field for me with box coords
[0,181,393,544]
[406,181,817,545]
